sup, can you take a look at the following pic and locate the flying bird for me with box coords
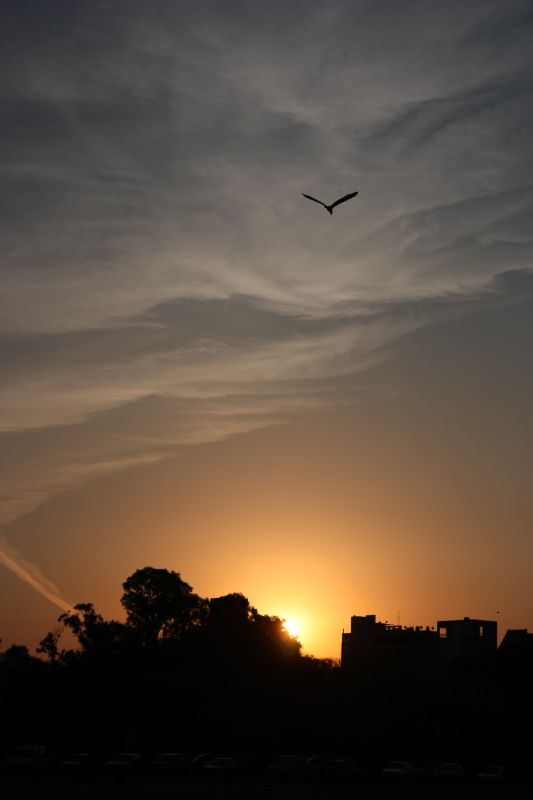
[302,190,358,214]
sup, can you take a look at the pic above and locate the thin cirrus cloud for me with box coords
[1,292,431,533]
[1,0,533,607]
[1,277,530,529]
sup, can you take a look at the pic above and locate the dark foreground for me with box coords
[2,782,533,800]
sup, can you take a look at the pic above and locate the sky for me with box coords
[1,0,533,658]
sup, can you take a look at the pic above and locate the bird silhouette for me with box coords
[302,190,358,214]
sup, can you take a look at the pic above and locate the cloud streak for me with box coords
[1,0,533,605]
[0,535,72,612]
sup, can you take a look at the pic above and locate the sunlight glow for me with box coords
[283,618,301,638]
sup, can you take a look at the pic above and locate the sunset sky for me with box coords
[1,0,533,658]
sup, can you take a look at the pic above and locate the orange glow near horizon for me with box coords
[2,392,533,659]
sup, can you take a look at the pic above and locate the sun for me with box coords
[283,618,301,638]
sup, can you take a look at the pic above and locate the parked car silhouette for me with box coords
[416,760,466,784]
[105,752,142,777]
[380,760,415,782]
[190,753,213,782]
[265,754,306,784]
[305,754,363,784]
[202,756,240,784]
[437,761,466,783]
[59,752,102,779]
[149,751,188,777]
[477,764,507,785]
[7,744,50,775]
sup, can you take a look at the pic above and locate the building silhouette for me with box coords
[499,627,533,657]
[341,613,498,669]
[437,616,497,660]
[341,614,438,670]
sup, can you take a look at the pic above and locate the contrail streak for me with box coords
[0,535,72,613]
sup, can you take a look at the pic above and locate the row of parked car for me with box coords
[265,756,508,786]
[1,744,512,786]
[380,759,507,785]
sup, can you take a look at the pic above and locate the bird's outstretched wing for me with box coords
[330,191,358,210]
[302,193,327,208]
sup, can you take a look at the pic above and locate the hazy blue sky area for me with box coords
[1,1,532,655]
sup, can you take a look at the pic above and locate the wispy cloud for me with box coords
[1,0,533,603]
[2,274,532,527]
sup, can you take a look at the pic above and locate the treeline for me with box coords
[0,567,336,756]
[35,566,303,665]
[1,567,532,765]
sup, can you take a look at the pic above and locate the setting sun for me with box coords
[283,618,301,638]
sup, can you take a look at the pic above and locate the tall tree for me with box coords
[121,566,207,645]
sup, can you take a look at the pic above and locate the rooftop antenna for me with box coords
[397,611,401,626]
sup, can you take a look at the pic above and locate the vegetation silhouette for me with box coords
[121,567,208,646]
[1,565,532,780]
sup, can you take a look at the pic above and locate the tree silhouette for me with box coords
[209,593,251,630]
[121,566,207,646]
[207,593,301,661]
[249,606,302,659]
[37,626,62,663]
[58,602,125,660]
[1,643,35,668]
